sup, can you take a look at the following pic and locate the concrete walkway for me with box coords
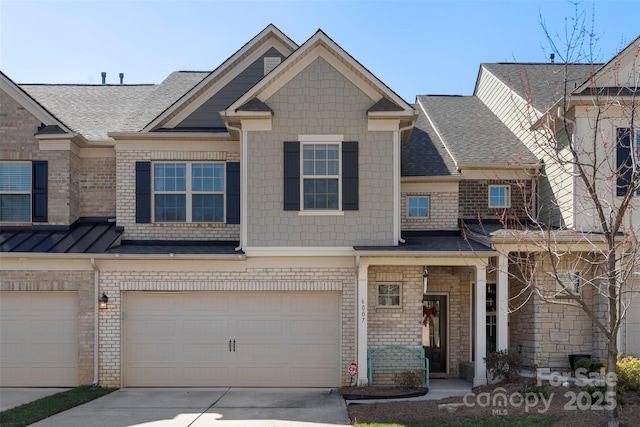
[0,388,71,412]
[27,388,351,427]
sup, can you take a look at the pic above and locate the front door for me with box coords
[422,295,447,374]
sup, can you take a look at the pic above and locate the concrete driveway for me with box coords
[28,388,351,427]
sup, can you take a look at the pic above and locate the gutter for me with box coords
[352,249,496,258]
[90,258,99,387]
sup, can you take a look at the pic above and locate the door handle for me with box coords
[229,339,232,352]
[233,339,236,352]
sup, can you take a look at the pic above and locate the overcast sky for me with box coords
[1,0,638,101]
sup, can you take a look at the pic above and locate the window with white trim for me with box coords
[556,271,581,295]
[153,162,225,222]
[488,185,510,208]
[408,196,429,218]
[302,143,340,210]
[377,283,402,307]
[0,162,31,222]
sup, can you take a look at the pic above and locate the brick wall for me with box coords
[115,149,240,240]
[459,180,532,221]
[80,156,117,217]
[366,265,470,381]
[97,264,355,387]
[401,191,459,231]
[1,270,95,385]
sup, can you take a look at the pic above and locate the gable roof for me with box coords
[143,24,298,132]
[402,103,459,178]
[20,83,157,142]
[1,71,72,134]
[478,63,598,113]
[224,29,414,120]
[417,95,539,169]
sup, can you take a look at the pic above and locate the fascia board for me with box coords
[1,72,72,133]
[108,131,232,141]
[143,30,297,132]
[227,32,414,113]
[242,246,355,257]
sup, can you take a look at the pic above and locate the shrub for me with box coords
[617,355,640,392]
[574,358,592,372]
[392,370,423,388]
[484,350,522,382]
[519,383,548,402]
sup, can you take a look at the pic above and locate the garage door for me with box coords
[123,292,341,387]
[0,292,79,386]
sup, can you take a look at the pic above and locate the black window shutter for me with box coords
[342,141,359,210]
[136,161,151,223]
[31,160,48,222]
[617,128,632,196]
[226,162,240,224]
[283,141,300,210]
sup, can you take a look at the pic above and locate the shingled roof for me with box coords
[19,71,208,141]
[479,63,599,113]
[416,95,539,169]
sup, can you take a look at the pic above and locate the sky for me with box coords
[1,0,638,101]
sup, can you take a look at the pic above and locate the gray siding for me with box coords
[178,48,286,129]
[246,57,395,247]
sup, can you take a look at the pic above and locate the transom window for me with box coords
[378,283,401,307]
[488,185,510,208]
[0,162,31,222]
[153,162,224,223]
[302,144,340,210]
[408,196,429,218]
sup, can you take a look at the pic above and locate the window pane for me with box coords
[0,163,31,192]
[489,186,508,207]
[0,194,30,221]
[155,164,186,192]
[408,197,429,217]
[378,284,400,306]
[303,178,338,209]
[192,194,224,222]
[154,194,186,222]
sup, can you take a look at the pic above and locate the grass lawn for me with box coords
[355,415,560,427]
[0,386,117,427]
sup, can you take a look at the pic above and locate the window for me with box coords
[616,128,640,196]
[378,283,401,307]
[488,185,510,208]
[408,196,429,218]
[0,162,31,222]
[153,162,224,222]
[302,144,340,210]
[556,271,581,295]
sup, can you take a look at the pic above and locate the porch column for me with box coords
[496,253,509,351]
[474,264,487,386]
[357,263,369,385]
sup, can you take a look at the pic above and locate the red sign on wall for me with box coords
[348,362,358,377]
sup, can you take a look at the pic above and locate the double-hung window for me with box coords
[488,185,510,208]
[153,162,224,223]
[0,162,31,222]
[302,143,340,210]
[616,128,640,196]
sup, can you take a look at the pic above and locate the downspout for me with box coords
[225,122,244,251]
[90,258,99,387]
[397,123,414,244]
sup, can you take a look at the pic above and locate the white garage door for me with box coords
[123,292,341,387]
[0,292,79,386]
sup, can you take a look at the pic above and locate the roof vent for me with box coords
[550,53,555,63]
[119,73,124,84]
[101,72,106,84]
[264,57,281,76]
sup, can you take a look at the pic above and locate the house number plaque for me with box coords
[361,298,366,323]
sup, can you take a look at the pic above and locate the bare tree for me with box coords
[467,4,639,426]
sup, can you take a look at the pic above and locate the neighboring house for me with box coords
[1,25,638,388]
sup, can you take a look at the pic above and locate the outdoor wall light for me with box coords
[99,292,109,309]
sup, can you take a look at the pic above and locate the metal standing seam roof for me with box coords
[1,219,123,253]
[354,231,492,253]
[416,95,539,168]
[480,63,599,113]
